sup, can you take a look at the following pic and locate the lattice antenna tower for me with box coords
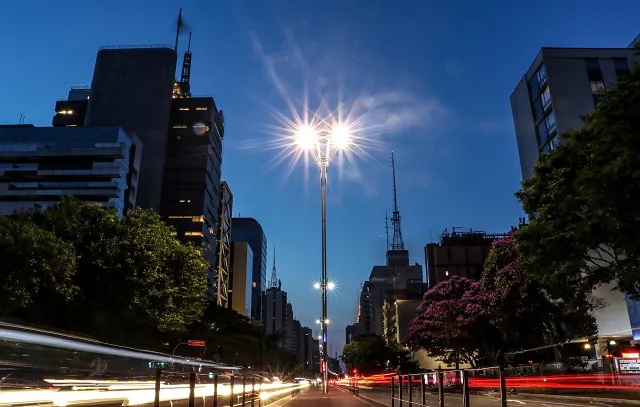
[385,211,390,250]
[391,152,405,250]
[270,245,278,289]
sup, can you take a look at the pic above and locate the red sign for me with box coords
[188,340,206,347]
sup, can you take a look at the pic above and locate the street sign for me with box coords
[188,340,206,347]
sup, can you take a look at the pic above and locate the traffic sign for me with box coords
[188,340,206,347]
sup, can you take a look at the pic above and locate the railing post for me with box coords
[189,372,196,407]
[399,375,404,407]
[421,373,426,407]
[251,377,255,407]
[213,375,219,407]
[462,370,470,407]
[391,376,396,407]
[437,370,444,407]
[408,375,413,407]
[499,367,507,407]
[154,368,161,407]
[242,377,247,407]
[230,376,235,407]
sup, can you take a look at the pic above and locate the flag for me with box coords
[177,9,191,35]
[174,9,192,51]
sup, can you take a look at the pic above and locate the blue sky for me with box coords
[2,0,638,357]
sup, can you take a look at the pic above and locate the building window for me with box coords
[196,107,208,111]
[178,199,192,203]
[535,64,547,88]
[585,58,603,81]
[179,107,190,111]
[57,110,74,115]
[541,86,552,109]
[537,120,549,147]
[590,81,605,93]
[173,124,187,129]
[545,110,557,135]
[614,57,630,81]
[185,232,203,237]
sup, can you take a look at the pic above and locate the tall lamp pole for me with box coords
[296,121,351,394]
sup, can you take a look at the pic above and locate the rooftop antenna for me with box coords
[179,31,192,97]
[270,245,278,289]
[390,152,405,250]
[385,211,390,250]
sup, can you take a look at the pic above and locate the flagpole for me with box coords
[174,8,182,52]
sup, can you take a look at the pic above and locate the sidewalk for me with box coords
[280,386,385,407]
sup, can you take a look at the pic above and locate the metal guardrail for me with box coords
[391,367,508,407]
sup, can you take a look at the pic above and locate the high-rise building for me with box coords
[345,323,362,345]
[296,325,318,371]
[0,125,141,216]
[212,181,232,305]
[48,43,227,298]
[382,287,425,345]
[358,250,423,336]
[232,217,267,320]
[230,241,253,317]
[84,46,178,211]
[424,228,511,288]
[262,285,288,343]
[510,36,640,344]
[163,96,225,300]
[510,41,639,180]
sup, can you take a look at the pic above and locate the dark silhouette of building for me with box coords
[424,228,510,288]
[232,217,267,320]
[48,43,227,299]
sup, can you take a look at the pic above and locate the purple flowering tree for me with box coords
[404,276,499,368]
[406,232,597,367]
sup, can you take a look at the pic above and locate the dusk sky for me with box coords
[2,0,638,356]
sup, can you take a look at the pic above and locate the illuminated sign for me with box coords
[188,340,206,347]
[615,357,640,374]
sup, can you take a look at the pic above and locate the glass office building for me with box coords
[231,217,267,320]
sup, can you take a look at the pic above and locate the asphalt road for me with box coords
[356,387,640,407]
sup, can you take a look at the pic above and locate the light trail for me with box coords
[0,324,239,371]
[0,380,309,406]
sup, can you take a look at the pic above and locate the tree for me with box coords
[477,233,598,363]
[405,276,494,368]
[406,234,598,367]
[21,197,209,347]
[0,215,77,324]
[516,67,640,299]
[341,334,403,375]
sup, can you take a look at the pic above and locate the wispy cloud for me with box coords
[247,28,449,194]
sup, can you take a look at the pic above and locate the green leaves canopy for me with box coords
[2,197,209,348]
[516,67,640,299]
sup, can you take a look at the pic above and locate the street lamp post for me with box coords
[295,120,351,394]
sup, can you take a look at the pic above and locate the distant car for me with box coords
[0,369,56,390]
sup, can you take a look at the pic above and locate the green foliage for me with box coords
[3,197,209,348]
[406,234,598,367]
[516,67,640,299]
[0,215,77,321]
[190,303,303,373]
[341,334,417,375]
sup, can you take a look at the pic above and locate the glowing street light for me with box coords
[313,282,321,290]
[292,118,355,394]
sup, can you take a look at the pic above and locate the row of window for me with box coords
[178,107,209,111]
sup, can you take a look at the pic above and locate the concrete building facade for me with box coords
[511,45,639,180]
[0,125,141,216]
[425,228,511,288]
[510,37,640,343]
[358,250,423,336]
[262,286,288,340]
